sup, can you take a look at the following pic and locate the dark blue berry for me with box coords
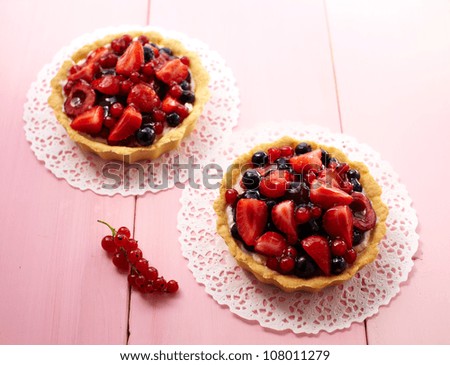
[166,113,181,127]
[321,149,330,166]
[141,113,154,126]
[231,224,242,241]
[353,228,365,246]
[180,90,195,104]
[135,126,156,146]
[276,157,292,171]
[294,256,317,278]
[347,169,361,180]
[308,219,320,232]
[143,46,154,63]
[242,170,261,190]
[265,200,277,211]
[327,157,338,167]
[160,47,173,56]
[180,81,190,91]
[243,190,260,199]
[331,256,347,275]
[295,142,312,155]
[251,151,269,167]
[285,181,309,204]
[351,178,363,192]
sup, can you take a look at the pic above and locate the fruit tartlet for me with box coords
[214,137,388,292]
[49,31,209,162]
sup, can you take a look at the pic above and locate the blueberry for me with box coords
[143,46,154,63]
[185,72,192,83]
[276,157,292,171]
[327,157,338,167]
[251,151,269,167]
[242,169,261,190]
[141,113,154,126]
[321,149,330,166]
[308,219,320,233]
[285,181,309,204]
[166,113,181,127]
[180,90,196,104]
[243,190,260,199]
[294,256,317,278]
[351,178,363,192]
[265,200,278,211]
[180,81,191,91]
[231,224,242,241]
[160,47,173,56]
[347,169,361,180]
[353,228,365,246]
[135,126,156,146]
[295,142,312,155]
[331,256,347,275]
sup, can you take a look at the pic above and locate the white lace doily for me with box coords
[178,123,419,334]
[23,25,239,196]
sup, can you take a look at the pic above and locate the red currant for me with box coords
[279,256,295,273]
[110,103,124,118]
[267,147,281,163]
[154,121,164,135]
[152,109,166,123]
[142,62,155,77]
[128,273,137,287]
[101,235,116,253]
[137,35,149,44]
[180,56,190,66]
[225,188,238,205]
[134,275,147,292]
[119,80,133,95]
[295,206,311,224]
[280,146,294,158]
[266,257,279,271]
[144,266,158,281]
[103,116,117,129]
[145,282,156,293]
[99,53,118,68]
[283,246,298,258]
[344,248,357,264]
[128,249,143,264]
[154,277,167,292]
[310,205,322,219]
[166,280,179,293]
[135,258,149,273]
[117,226,131,238]
[169,84,183,98]
[112,251,129,271]
[331,239,347,256]
[125,238,138,252]
[130,71,141,84]
[114,233,129,248]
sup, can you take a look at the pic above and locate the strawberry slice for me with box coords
[155,59,189,84]
[116,41,144,76]
[301,235,331,275]
[161,96,189,118]
[67,63,98,82]
[309,180,353,209]
[70,106,104,134]
[350,192,376,231]
[254,232,287,257]
[322,205,353,249]
[108,105,142,142]
[236,199,268,246]
[92,75,121,95]
[271,200,298,244]
[259,170,288,198]
[127,83,161,112]
[289,149,322,174]
[86,46,110,65]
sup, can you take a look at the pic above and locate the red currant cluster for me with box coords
[98,220,178,294]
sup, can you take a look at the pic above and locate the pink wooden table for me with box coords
[1,0,449,344]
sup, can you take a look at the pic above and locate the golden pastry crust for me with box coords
[214,136,389,292]
[48,31,210,163]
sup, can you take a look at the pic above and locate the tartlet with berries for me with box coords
[49,31,209,162]
[214,137,388,292]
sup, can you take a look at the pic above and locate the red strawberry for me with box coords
[64,80,96,117]
[309,180,353,209]
[259,170,288,198]
[70,106,104,134]
[150,52,170,72]
[236,199,268,246]
[301,235,331,275]
[254,232,287,257]
[92,75,121,95]
[86,46,110,65]
[67,63,98,82]
[161,96,189,118]
[127,83,161,112]
[108,105,142,142]
[271,200,298,244]
[289,149,322,174]
[155,59,189,84]
[350,192,376,231]
[322,205,353,249]
[116,41,144,76]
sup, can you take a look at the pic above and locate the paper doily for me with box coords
[178,123,419,334]
[23,25,239,196]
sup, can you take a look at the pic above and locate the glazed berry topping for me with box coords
[63,34,196,146]
[98,220,178,295]
[226,142,378,279]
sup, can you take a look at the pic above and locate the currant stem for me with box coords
[97,220,116,236]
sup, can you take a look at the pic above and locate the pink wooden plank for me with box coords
[128,0,366,344]
[326,0,450,344]
[0,0,147,344]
